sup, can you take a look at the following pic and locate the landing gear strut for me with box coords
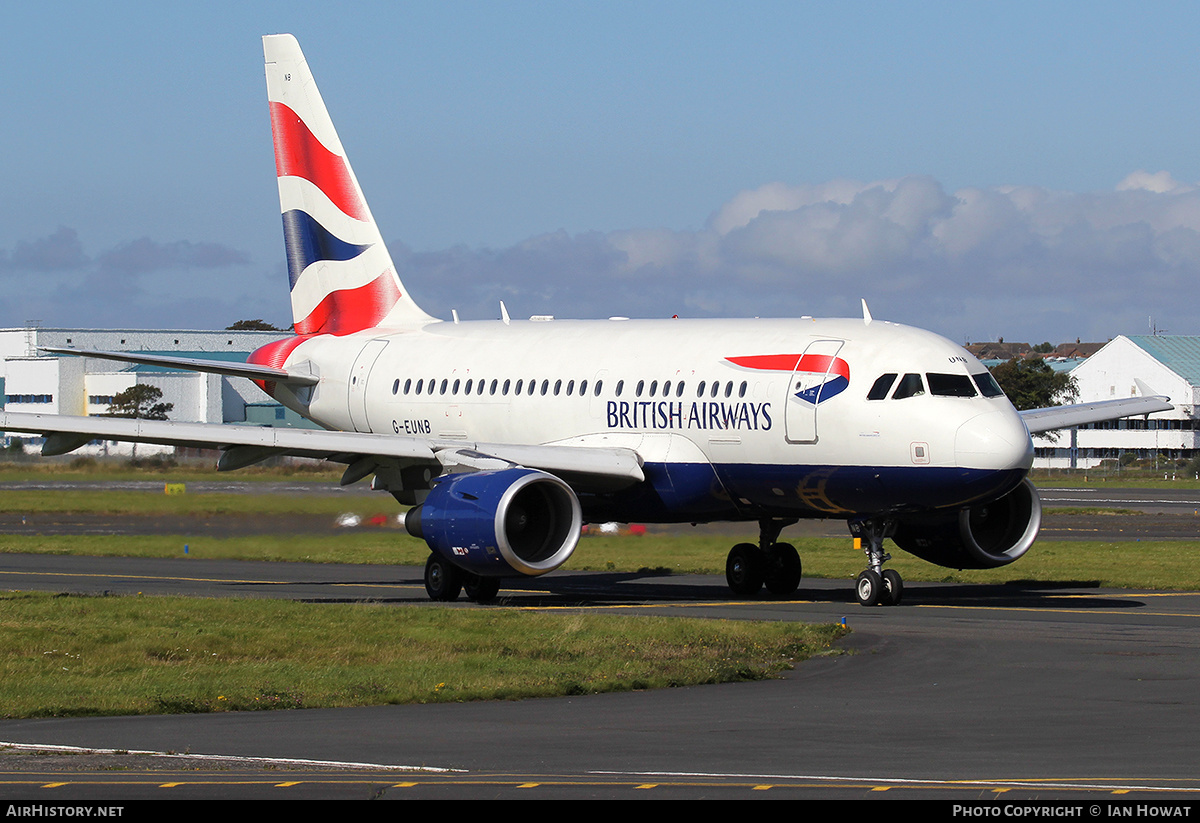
[423,553,503,603]
[725,518,802,597]
[848,518,903,606]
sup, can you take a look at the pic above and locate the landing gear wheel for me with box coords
[463,574,501,603]
[855,569,883,606]
[764,542,802,597]
[880,569,904,607]
[424,553,463,602]
[726,543,765,596]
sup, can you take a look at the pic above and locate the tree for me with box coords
[226,319,281,331]
[988,358,1078,411]
[106,384,173,420]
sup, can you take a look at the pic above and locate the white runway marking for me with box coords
[0,740,465,773]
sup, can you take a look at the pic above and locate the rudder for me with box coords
[263,34,434,333]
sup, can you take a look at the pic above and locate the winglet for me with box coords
[861,299,873,326]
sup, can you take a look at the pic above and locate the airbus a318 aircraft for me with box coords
[0,35,1172,606]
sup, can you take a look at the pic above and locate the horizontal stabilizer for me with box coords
[41,347,319,387]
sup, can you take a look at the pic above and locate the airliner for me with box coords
[0,35,1172,606]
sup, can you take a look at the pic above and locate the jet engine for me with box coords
[401,467,582,577]
[891,478,1042,569]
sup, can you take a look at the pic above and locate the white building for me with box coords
[0,327,317,455]
[1033,335,1200,469]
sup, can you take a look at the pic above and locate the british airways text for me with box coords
[606,401,772,431]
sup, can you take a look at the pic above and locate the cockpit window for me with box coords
[867,373,897,400]
[972,371,1005,398]
[926,373,977,397]
[892,373,925,399]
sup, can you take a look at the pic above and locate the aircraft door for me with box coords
[348,339,388,433]
[784,339,845,444]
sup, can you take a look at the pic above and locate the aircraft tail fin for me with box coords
[263,34,434,334]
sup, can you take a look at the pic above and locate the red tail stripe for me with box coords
[295,270,401,335]
[269,101,368,222]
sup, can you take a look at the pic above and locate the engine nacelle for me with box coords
[891,478,1042,569]
[401,468,582,578]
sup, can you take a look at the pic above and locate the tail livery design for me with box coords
[263,34,433,334]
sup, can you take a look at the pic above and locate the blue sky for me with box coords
[3,1,1200,344]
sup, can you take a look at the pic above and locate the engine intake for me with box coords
[892,478,1042,569]
[402,468,582,577]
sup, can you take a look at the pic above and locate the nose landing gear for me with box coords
[849,518,903,606]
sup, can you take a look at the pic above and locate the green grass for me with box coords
[0,489,388,516]
[0,459,341,483]
[0,592,847,718]
[568,534,1200,590]
[0,530,1193,591]
[0,467,1194,719]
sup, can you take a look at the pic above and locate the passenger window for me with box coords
[739,381,747,398]
[710,382,719,398]
[579,379,587,396]
[868,374,897,400]
[392,379,400,395]
[554,379,562,396]
[697,380,706,397]
[615,380,623,397]
[415,379,424,394]
[463,379,472,395]
[540,380,549,396]
[567,380,575,396]
[636,380,644,397]
[489,379,498,395]
[503,379,511,396]
[724,381,733,398]
[650,380,658,396]
[528,380,536,396]
[452,379,460,395]
[676,381,685,397]
[593,380,601,395]
[892,373,925,399]
[440,379,448,395]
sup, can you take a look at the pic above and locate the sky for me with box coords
[3,1,1200,345]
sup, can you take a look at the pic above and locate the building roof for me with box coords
[1126,335,1200,388]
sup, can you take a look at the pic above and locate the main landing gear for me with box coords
[423,553,502,603]
[725,518,802,597]
[848,518,903,606]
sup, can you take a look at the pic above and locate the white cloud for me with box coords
[1116,169,1192,194]
[397,172,1200,341]
[8,174,1200,343]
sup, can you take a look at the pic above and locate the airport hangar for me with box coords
[0,326,316,456]
[1,326,1199,468]
[1031,335,1200,470]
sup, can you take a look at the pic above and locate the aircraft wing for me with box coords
[0,412,645,490]
[39,347,319,387]
[1020,395,1173,434]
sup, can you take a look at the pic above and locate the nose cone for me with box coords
[955,409,1034,471]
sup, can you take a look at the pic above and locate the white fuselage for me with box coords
[269,316,1033,522]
